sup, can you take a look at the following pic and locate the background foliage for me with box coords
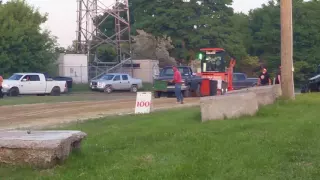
[1,0,319,84]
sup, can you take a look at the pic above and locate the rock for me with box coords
[0,130,87,169]
[200,92,259,122]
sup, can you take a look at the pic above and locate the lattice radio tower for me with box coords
[76,0,131,63]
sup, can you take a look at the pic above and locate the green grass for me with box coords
[1,94,320,179]
[0,95,95,106]
[141,82,153,91]
[71,83,91,92]
[71,83,153,92]
[0,83,151,106]
[0,84,93,106]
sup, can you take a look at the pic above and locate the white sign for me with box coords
[135,92,152,114]
[206,51,216,54]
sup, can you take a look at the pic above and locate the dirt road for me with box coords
[0,97,200,130]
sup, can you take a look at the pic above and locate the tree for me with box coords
[247,0,320,84]
[131,0,246,62]
[0,0,57,76]
[132,30,176,67]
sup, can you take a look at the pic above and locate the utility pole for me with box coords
[280,0,295,100]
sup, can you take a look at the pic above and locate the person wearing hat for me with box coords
[258,68,271,86]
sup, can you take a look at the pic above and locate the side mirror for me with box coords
[21,79,27,82]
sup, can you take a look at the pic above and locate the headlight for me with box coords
[98,82,104,87]
[2,84,10,88]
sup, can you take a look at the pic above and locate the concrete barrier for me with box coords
[201,92,259,122]
[227,85,282,106]
[201,85,282,122]
[0,130,87,168]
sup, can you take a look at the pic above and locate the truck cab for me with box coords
[153,66,202,98]
[232,73,259,90]
[197,48,236,92]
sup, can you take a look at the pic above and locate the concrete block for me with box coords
[250,86,276,106]
[200,92,259,122]
[228,85,281,106]
[0,130,87,168]
[272,84,282,98]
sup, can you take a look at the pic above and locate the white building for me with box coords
[58,54,88,83]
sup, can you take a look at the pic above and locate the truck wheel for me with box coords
[131,85,138,93]
[183,89,190,97]
[8,87,19,97]
[154,91,161,98]
[221,88,227,95]
[51,87,61,96]
[104,85,113,94]
[196,84,202,97]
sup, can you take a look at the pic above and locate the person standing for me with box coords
[0,75,3,98]
[257,68,272,86]
[172,66,184,104]
[275,66,281,84]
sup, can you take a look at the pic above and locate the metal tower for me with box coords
[76,0,131,63]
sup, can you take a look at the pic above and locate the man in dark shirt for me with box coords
[275,66,281,84]
[258,68,271,86]
[0,75,3,98]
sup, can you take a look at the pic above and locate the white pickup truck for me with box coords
[1,73,68,96]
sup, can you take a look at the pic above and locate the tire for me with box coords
[8,87,19,97]
[154,91,161,98]
[221,88,227,95]
[183,89,190,97]
[50,86,61,96]
[104,85,112,94]
[131,85,138,93]
[196,84,202,97]
[221,82,228,95]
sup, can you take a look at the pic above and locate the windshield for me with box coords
[100,74,114,80]
[202,52,225,72]
[160,67,191,77]
[8,74,23,80]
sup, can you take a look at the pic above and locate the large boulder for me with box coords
[0,130,87,168]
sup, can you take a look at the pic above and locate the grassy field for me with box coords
[1,93,320,179]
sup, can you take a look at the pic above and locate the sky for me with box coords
[9,0,269,47]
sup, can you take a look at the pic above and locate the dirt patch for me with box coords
[0,97,200,130]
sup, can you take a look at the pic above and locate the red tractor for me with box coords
[196,48,236,95]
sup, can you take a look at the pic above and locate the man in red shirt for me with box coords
[172,66,184,104]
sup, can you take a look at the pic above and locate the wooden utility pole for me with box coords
[280,0,295,100]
